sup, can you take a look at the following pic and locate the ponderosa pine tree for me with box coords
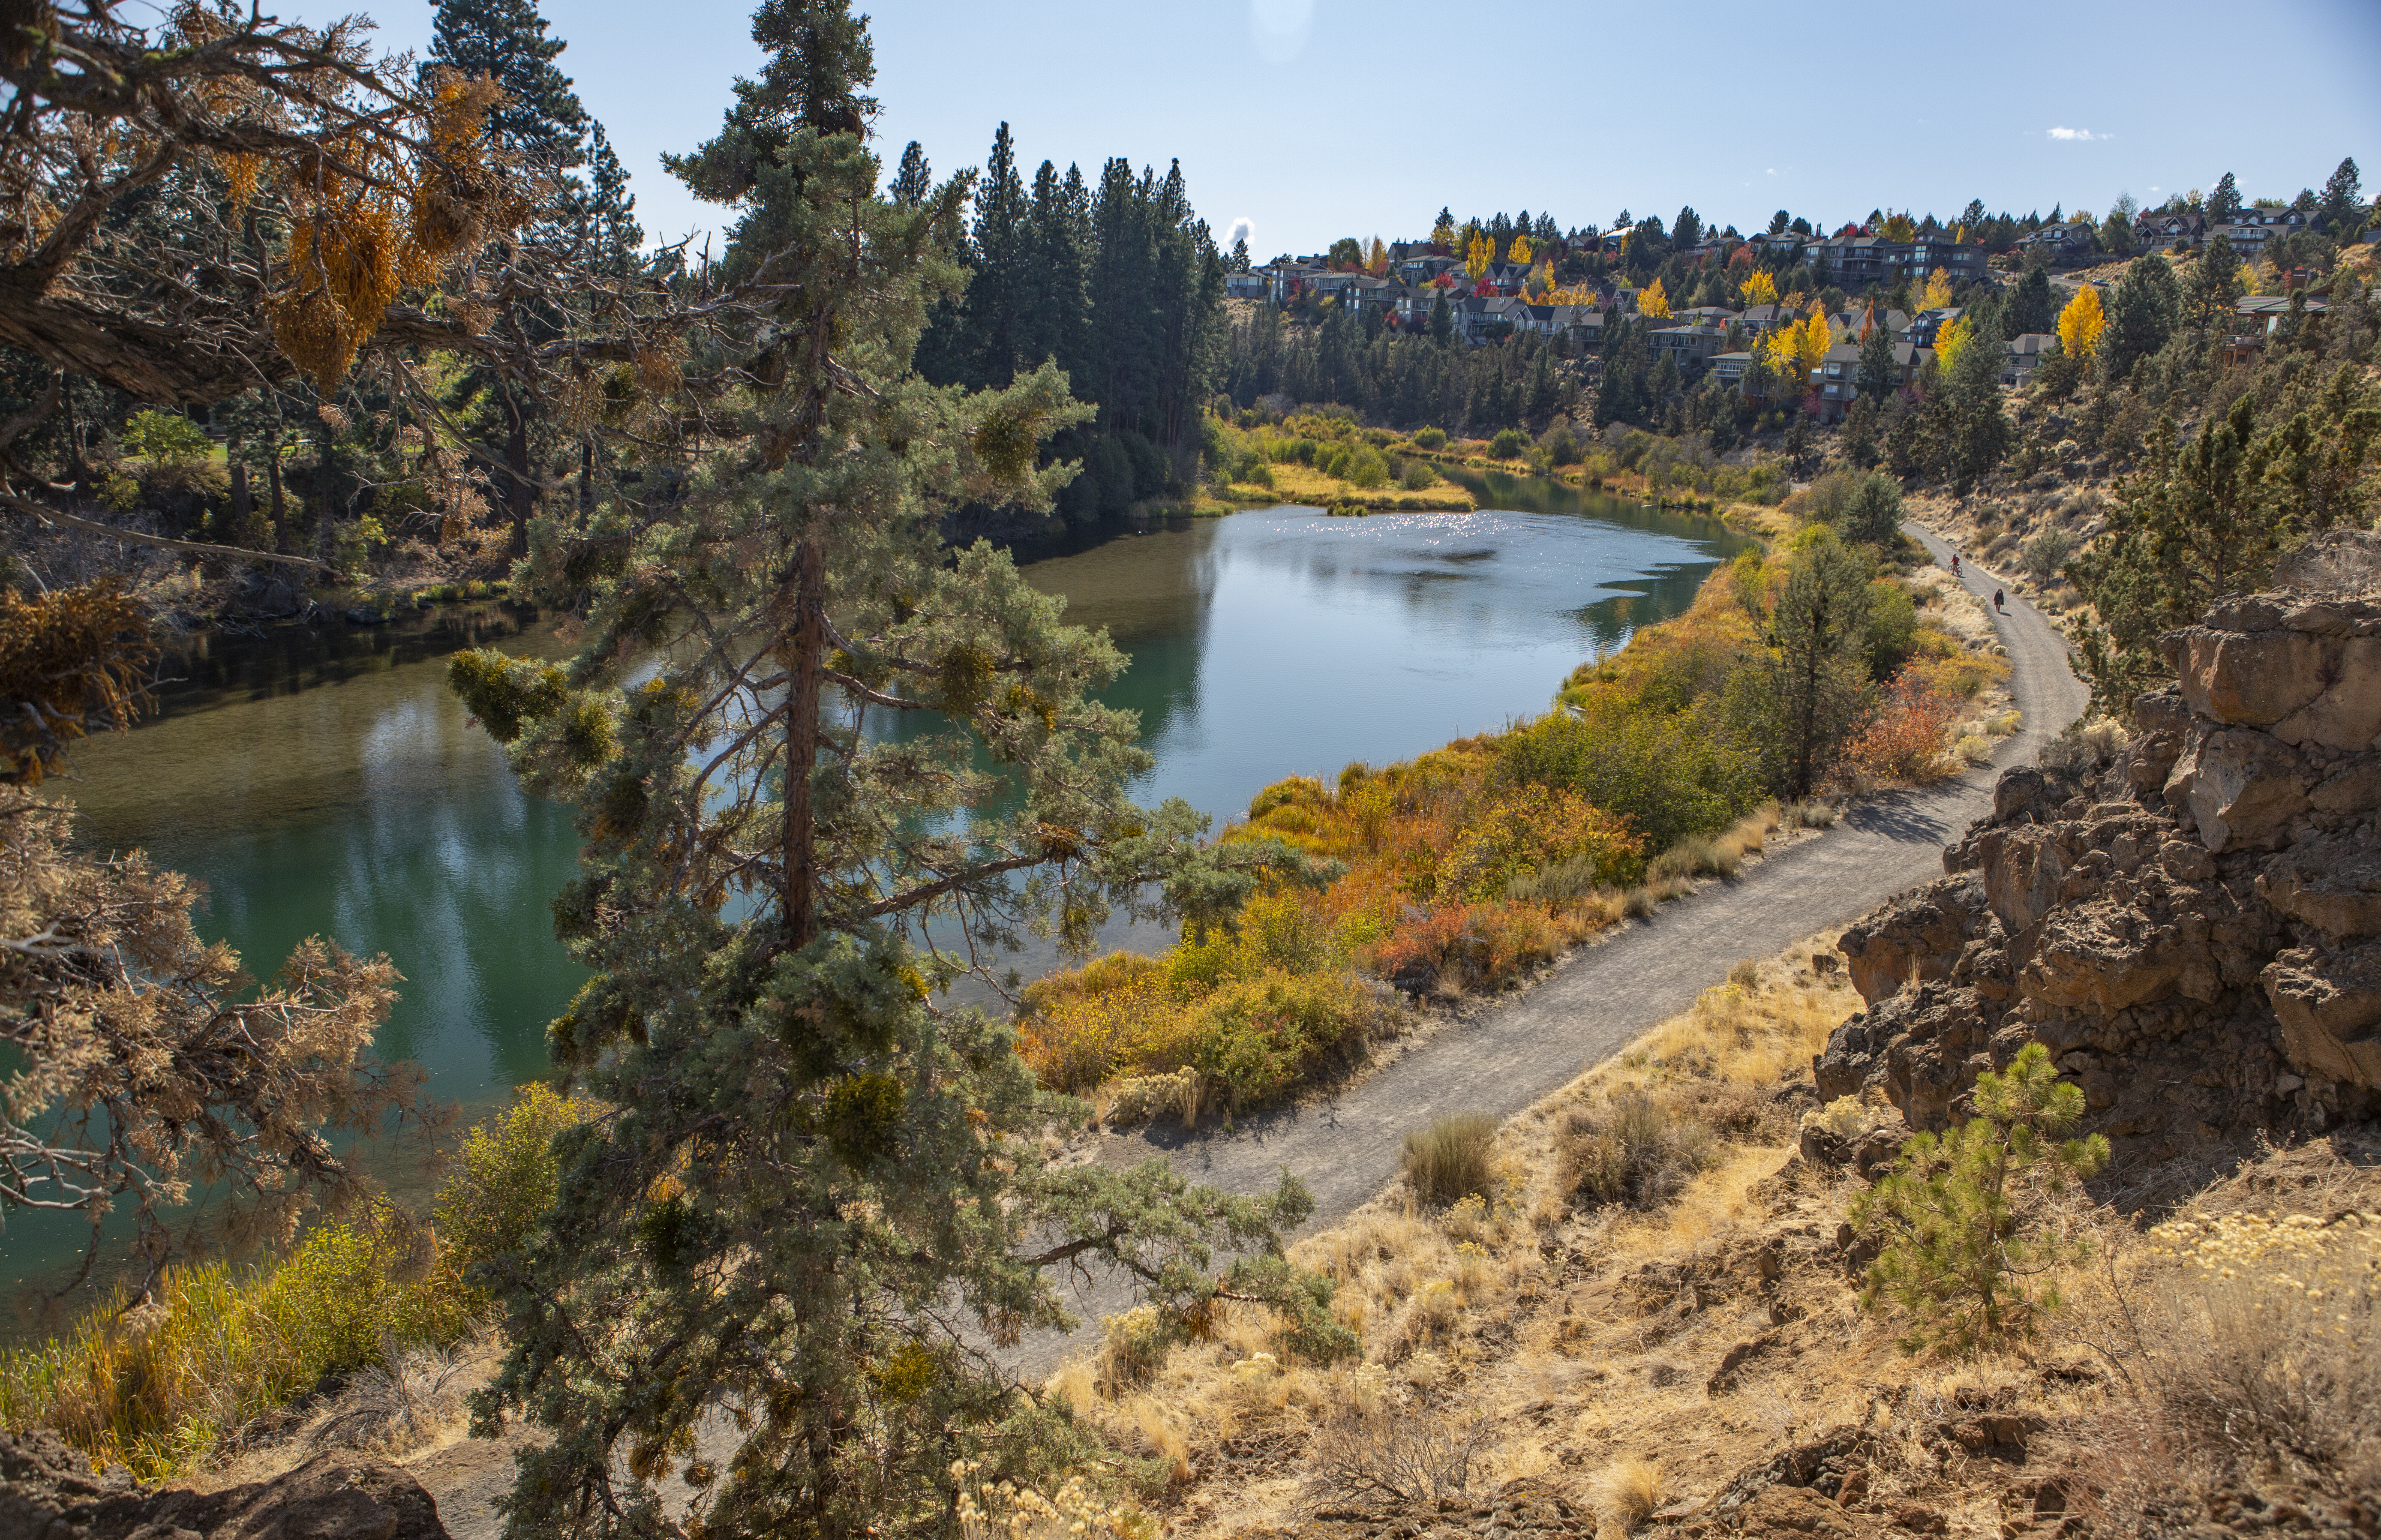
[450,6,1347,1535]
[1731,534,1875,800]
[2206,171,2242,227]
[2103,250,2178,381]
[2321,156,2363,233]
[423,0,588,169]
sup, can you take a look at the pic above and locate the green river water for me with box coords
[4,477,1748,1324]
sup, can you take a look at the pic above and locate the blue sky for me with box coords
[330,0,2378,257]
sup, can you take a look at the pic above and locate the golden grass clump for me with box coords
[1402,1111,1499,1208]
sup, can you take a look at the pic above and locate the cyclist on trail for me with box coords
[1951,552,1961,577]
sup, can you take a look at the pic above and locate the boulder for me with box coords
[2021,898,2221,1016]
[2259,834,2381,938]
[1836,877,1985,1006]
[2171,624,2332,729]
[2164,726,2309,853]
[2262,940,2381,1090]
[0,1438,449,1540]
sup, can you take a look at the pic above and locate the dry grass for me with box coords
[1595,1455,1666,1531]
[1045,931,1873,1532]
[1402,1111,1500,1209]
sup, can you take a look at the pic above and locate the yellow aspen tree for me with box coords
[1639,276,1671,318]
[1508,233,1532,265]
[1367,236,1388,274]
[1921,269,1956,310]
[2056,284,2105,360]
[1432,214,1456,248]
[1935,314,1974,370]
[1739,270,1779,307]
[1884,212,1916,241]
[1466,229,1491,279]
[1795,310,1832,372]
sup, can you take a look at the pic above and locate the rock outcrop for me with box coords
[1818,537,2381,1159]
[0,1431,449,1540]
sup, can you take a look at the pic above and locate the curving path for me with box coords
[411,527,2086,1534]
[1012,522,2087,1376]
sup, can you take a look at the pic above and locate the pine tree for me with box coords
[2206,171,2242,226]
[1852,1044,2108,1355]
[2005,267,2055,336]
[2181,233,2243,337]
[2104,250,2177,380]
[424,0,599,553]
[2321,156,2363,233]
[963,122,1031,386]
[423,0,589,169]
[584,122,643,272]
[454,6,1346,1533]
[1856,321,1898,402]
[887,140,931,207]
[1732,534,1874,799]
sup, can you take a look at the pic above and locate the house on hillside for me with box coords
[2133,210,2207,249]
[1903,307,1961,348]
[2000,333,2058,385]
[2014,222,2096,262]
[1522,304,1603,346]
[1650,323,1729,366]
[1711,351,1755,388]
[1673,306,1740,331]
[2236,293,2331,337]
[1225,271,1268,300]
[1453,294,1534,344]
[2211,207,2312,255]
[1738,302,1790,335]
[1813,339,1931,418]
[1900,237,1987,286]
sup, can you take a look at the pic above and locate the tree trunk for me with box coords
[579,438,594,517]
[783,537,826,947]
[504,387,534,557]
[267,453,288,554]
[229,459,250,535]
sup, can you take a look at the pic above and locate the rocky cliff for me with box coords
[1817,531,2381,1169]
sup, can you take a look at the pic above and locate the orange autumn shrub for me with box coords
[1839,671,1962,787]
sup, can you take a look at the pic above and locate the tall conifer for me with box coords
[452,6,1344,1534]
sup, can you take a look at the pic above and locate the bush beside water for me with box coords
[0,1084,588,1478]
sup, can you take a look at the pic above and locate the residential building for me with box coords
[2236,293,2332,336]
[2000,333,2058,385]
[1898,237,1986,286]
[1673,306,1740,330]
[1812,340,1931,418]
[1650,323,1729,365]
[2132,210,2207,249]
[1710,351,1754,387]
[1903,307,1961,348]
[1737,303,1790,335]
[1224,271,1268,300]
[1522,304,1603,346]
[2013,222,2097,262]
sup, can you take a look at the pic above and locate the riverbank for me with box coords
[1019,516,2017,1126]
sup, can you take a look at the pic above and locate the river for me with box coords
[3,480,1748,1324]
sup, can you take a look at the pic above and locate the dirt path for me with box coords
[408,524,2085,1533]
[1013,522,2085,1377]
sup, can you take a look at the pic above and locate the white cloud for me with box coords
[1227,217,1255,250]
[2048,126,2103,141]
[1764,167,1777,176]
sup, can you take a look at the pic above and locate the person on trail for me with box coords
[1993,588,2005,612]
[1951,552,1961,576]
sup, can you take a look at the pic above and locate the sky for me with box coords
[312,0,2380,258]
